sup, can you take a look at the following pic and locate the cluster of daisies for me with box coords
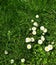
[25,14,54,59]
[45,41,54,52]
[4,14,54,64]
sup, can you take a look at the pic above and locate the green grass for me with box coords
[0,0,56,65]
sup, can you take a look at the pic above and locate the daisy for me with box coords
[33,22,38,27]
[41,35,45,41]
[45,46,49,52]
[10,59,14,64]
[25,37,31,43]
[32,30,36,35]
[21,58,25,63]
[4,50,8,55]
[48,44,53,50]
[31,19,34,22]
[43,28,47,33]
[35,15,39,18]
[38,39,43,44]
[27,44,31,49]
[40,26,45,31]
[30,37,35,42]
[32,27,37,31]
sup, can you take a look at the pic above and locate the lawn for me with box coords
[0,0,56,65]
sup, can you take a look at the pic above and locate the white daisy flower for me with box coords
[32,27,37,31]
[21,58,25,63]
[32,30,36,35]
[38,39,43,44]
[40,26,45,31]
[45,46,49,52]
[31,19,34,22]
[10,59,14,64]
[30,37,35,42]
[25,37,31,43]
[48,44,53,50]
[27,44,31,49]
[33,22,38,27]
[41,35,45,41]
[4,50,8,55]
[35,15,39,18]
[43,28,47,33]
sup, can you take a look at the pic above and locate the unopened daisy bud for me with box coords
[25,37,31,43]
[41,36,45,41]
[31,19,34,22]
[29,28,31,31]
[48,44,53,50]
[4,50,8,55]
[51,41,54,44]
[43,28,47,33]
[27,44,31,49]
[40,26,45,31]
[32,30,36,35]
[21,58,25,63]
[10,59,14,64]
[42,33,45,35]
[33,22,38,27]
[45,46,49,52]
[35,15,39,18]
[38,39,43,44]
[32,27,37,31]
[31,37,35,42]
